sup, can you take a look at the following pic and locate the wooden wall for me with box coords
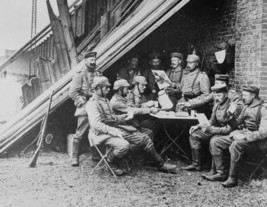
[17,0,140,106]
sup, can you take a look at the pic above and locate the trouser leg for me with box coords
[71,116,89,166]
[182,129,211,171]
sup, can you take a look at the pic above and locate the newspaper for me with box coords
[151,70,171,89]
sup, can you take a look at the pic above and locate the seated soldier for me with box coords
[127,75,158,131]
[177,74,243,114]
[86,76,176,175]
[182,82,239,172]
[205,86,267,187]
[110,79,159,140]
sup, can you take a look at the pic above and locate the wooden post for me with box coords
[47,0,70,75]
[57,0,78,68]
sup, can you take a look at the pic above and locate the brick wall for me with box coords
[235,0,266,99]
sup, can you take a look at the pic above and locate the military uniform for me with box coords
[182,84,237,171]
[209,86,267,187]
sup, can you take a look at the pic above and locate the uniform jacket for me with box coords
[69,66,99,116]
[235,98,267,143]
[208,98,237,135]
[86,94,131,145]
[110,93,151,115]
[166,65,183,89]
[118,66,142,85]
[189,90,243,116]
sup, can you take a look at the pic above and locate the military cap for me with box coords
[133,75,147,85]
[149,51,161,60]
[170,52,182,59]
[84,51,97,58]
[113,79,130,90]
[242,85,260,95]
[215,74,230,83]
[211,83,228,93]
[186,54,200,62]
[128,53,140,60]
[92,76,111,89]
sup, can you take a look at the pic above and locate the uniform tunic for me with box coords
[210,98,267,165]
[118,66,142,85]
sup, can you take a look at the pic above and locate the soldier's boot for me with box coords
[71,140,80,167]
[203,155,227,181]
[146,147,176,173]
[181,149,201,171]
[107,151,125,176]
[222,160,238,188]
[201,159,216,178]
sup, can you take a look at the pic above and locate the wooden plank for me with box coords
[57,0,79,68]
[47,0,70,74]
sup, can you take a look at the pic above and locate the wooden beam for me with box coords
[47,0,70,75]
[57,0,79,68]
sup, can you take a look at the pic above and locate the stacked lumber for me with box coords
[0,0,189,155]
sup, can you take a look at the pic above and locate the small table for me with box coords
[150,113,198,160]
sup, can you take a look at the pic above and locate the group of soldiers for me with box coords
[68,50,267,188]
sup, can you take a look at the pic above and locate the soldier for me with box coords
[182,82,239,172]
[69,51,99,166]
[110,79,159,139]
[165,52,184,109]
[177,74,243,113]
[86,76,176,175]
[118,53,142,85]
[206,86,267,187]
[141,51,164,100]
[176,54,211,115]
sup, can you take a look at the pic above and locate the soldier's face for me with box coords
[138,83,146,93]
[171,57,181,68]
[96,85,110,97]
[121,87,129,97]
[85,57,96,69]
[214,92,227,103]
[128,58,139,70]
[242,91,254,105]
[150,59,161,69]
[186,61,198,71]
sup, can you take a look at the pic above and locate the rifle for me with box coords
[29,90,54,167]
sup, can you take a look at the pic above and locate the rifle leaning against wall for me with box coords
[29,90,54,167]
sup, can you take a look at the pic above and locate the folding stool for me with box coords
[248,152,267,182]
[89,136,117,178]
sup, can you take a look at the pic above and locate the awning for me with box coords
[0,0,190,154]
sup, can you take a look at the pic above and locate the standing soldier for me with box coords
[176,54,211,116]
[69,51,99,166]
[165,52,184,109]
[182,82,239,172]
[142,51,164,100]
[206,86,267,187]
[86,76,176,175]
[118,53,142,85]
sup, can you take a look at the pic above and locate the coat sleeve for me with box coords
[69,72,85,102]
[209,103,218,126]
[86,100,118,135]
[189,93,213,108]
[245,106,267,142]
[110,97,151,115]
[199,73,210,96]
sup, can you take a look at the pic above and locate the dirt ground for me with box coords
[1,151,267,207]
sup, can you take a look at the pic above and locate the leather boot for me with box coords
[203,155,227,181]
[71,139,80,167]
[146,147,176,173]
[182,149,201,171]
[222,160,238,188]
[107,151,125,176]
[201,158,216,179]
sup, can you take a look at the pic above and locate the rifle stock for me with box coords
[29,90,54,167]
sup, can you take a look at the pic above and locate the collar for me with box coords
[114,93,128,103]
[93,93,108,102]
[248,98,263,108]
[170,65,182,73]
[188,68,200,76]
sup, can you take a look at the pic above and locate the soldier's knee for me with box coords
[229,140,242,154]
[143,135,154,150]
[189,135,201,148]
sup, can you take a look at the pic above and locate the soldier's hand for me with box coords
[189,125,199,134]
[150,107,159,114]
[109,128,124,139]
[124,111,134,121]
[230,130,246,140]
[75,96,87,108]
